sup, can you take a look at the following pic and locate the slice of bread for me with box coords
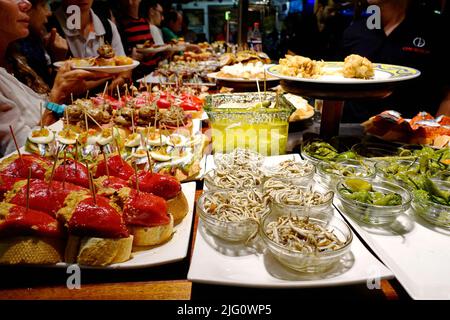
[65,235,134,266]
[0,236,64,265]
[167,191,189,225]
[129,214,174,247]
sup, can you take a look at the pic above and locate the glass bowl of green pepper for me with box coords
[336,178,412,225]
[351,143,400,159]
[317,159,376,191]
[300,140,357,166]
[411,179,450,229]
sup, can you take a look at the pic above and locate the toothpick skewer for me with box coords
[133,162,140,194]
[26,167,31,212]
[70,93,74,104]
[117,85,121,102]
[48,154,59,188]
[62,150,67,189]
[84,110,89,132]
[102,148,110,178]
[65,108,69,127]
[9,126,23,164]
[40,102,43,130]
[141,132,153,173]
[85,162,96,204]
[85,90,90,99]
[74,140,79,165]
[114,134,122,161]
[84,109,103,129]
[131,108,135,134]
[255,78,263,105]
[263,69,267,100]
[102,81,109,99]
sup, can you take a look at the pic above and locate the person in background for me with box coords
[341,0,450,121]
[0,0,111,156]
[141,0,164,45]
[51,0,130,89]
[162,10,182,43]
[115,0,165,78]
[12,0,67,93]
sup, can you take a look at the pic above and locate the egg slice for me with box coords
[28,128,54,144]
[86,134,100,145]
[97,128,118,146]
[166,134,189,147]
[56,130,78,145]
[125,133,141,148]
[149,150,172,162]
[147,133,167,146]
[132,147,148,158]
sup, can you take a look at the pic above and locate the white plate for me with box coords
[266,63,421,85]
[137,73,215,87]
[54,60,140,74]
[335,201,450,300]
[49,182,196,269]
[187,154,393,287]
[136,44,170,54]
[207,72,279,83]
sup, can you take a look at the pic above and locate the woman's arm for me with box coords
[48,63,111,104]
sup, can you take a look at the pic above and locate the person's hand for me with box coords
[185,44,202,53]
[131,47,144,61]
[49,62,112,103]
[108,70,133,93]
[41,109,57,126]
[44,28,69,61]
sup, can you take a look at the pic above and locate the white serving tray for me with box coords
[187,154,393,287]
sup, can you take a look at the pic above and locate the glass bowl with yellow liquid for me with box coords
[205,93,292,156]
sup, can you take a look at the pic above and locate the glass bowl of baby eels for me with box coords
[263,158,315,187]
[213,148,265,169]
[260,211,352,273]
[263,177,334,218]
[204,164,265,191]
[411,178,450,229]
[317,159,376,191]
[336,178,412,225]
[197,188,270,242]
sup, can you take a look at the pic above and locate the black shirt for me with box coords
[341,9,449,122]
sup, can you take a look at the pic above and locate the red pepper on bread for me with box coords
[0,154,50,179]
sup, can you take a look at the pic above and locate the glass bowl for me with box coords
[263,177,334,217]
[260,211,353,273]
[351,143,399,159]
[213,148,265,169]
[317,159,376,191]
[412,180,450,229]
[205,92,292,156]
[374,159,419,190]
[204,167,265,191]
[262,159,315,187]
[300,147,322,166]
[197,189,269,242]
[336,178,412,225]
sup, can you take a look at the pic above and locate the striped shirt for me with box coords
[121,17,162,69]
